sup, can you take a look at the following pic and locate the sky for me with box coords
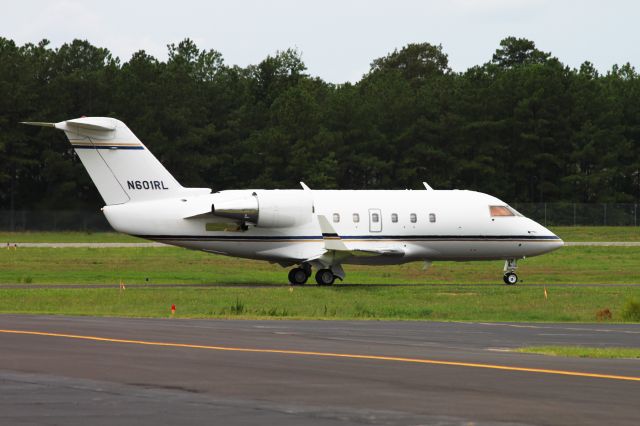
[1,0,638,83]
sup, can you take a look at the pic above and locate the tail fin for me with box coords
[23,117,210,205]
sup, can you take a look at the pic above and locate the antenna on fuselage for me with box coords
[422,181,433,190]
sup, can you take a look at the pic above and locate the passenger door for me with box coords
[369,208,382,232]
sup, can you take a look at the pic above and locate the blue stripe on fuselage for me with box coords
[134,234,562,241]
[72,145,144,150]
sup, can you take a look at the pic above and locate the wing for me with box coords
[312,215,405,260]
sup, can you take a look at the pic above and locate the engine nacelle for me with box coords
[212,190,313,228]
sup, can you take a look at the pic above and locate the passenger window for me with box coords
[372,213,379,223]
[333,213,340,223]
[353,213,360,223]
[410,213,417,223]
[490,206,514,217]
[429,213,436,223]
[391,213,398,223]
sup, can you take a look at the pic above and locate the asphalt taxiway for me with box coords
[1,315,639,425]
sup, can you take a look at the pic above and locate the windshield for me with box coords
[489,205,521,217]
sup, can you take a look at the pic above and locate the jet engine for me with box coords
[212,190,313,228]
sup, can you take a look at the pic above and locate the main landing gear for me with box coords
[315,269,335,286]
[288,267,308,285]
[288,264,338,286]
[503,258,518,285]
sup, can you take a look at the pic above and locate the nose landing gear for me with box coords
[503,272,518,285]
[503,258,518,285]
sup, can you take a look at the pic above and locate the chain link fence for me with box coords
[0,210,112,232]
[511,203,639,226]
[0,203,638,231]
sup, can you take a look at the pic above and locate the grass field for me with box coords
[0,285,638,322]
[0,231,143,243]
[1,246,640,285]
[1,226,639,243]
[552,226,640,242]
[1,228,639,322]
[517,346,640,359]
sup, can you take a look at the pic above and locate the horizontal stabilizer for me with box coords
[22,118,117,132]
[20,121,56,128]
[64,117,117,132]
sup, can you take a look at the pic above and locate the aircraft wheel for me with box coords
[503,272,518,285]
[288,267,308,285]
[315,269,335,286]
[301,263,312,278]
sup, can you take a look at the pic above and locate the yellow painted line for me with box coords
[1,329,638,382]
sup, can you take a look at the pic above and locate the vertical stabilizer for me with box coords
[23,117,210,205]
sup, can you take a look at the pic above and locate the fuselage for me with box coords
[103,188,563,265]
[27,116,563,284]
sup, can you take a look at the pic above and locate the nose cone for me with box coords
[538,226,564,254]
[546,229,564,251]
[525,219,564,255]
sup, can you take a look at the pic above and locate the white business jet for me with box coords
[24,117,563,285]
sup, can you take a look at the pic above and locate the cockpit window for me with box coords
[490,206,515,217]
[508,206,524,217]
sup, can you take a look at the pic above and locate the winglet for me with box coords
[317,215,350,251]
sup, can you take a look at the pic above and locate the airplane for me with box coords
[23,117,564,285]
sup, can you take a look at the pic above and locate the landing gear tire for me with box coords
[301,263,312,278]
[503,272,518,285]
[288,267,308,285]
[315,269,335,286]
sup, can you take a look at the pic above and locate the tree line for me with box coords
[1,36,639,210]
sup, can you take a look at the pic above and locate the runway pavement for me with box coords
[1,315,639,425]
